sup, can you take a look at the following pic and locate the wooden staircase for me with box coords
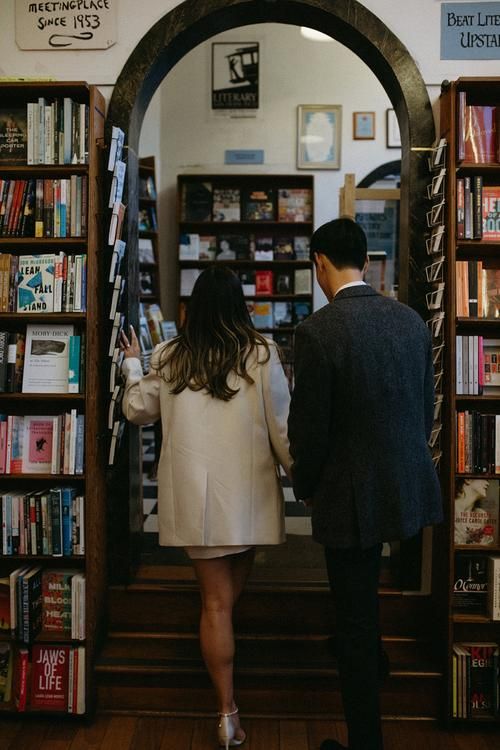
[95,564,444,718]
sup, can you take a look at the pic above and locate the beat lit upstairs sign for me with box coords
[441,2,500,58]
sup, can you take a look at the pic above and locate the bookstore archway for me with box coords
[106,0,436,583]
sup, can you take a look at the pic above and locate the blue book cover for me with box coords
[50,489,63,557]
[68,336,80,393]
[61,487,75,557]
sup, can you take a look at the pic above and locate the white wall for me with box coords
[141,24,399,313]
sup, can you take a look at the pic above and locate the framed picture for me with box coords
[386,109,401,148]
[212,42,259,111]
[353,111,375,140]
[297,104,342,169]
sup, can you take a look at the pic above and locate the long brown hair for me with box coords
[159,266,270,401]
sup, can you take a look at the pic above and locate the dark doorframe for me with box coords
[105,0,435,583]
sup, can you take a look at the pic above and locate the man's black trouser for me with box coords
[324,543,385,750]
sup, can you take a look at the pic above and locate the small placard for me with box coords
[441,2,500,59]
[225,149,264,165]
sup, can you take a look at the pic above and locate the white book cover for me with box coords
[107,126,124,171]
[456,335,463,394]
[294,269,312,295]
[109,240,126,282]
[108,159,126,208]
[22,324,74,393]
[180,268,200,296]
[17,254,56,313]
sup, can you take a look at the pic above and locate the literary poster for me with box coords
[212,42,259,111]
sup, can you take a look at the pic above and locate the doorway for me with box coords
[105,0,436,588]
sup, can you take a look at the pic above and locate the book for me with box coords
[21,416,54,474]
[180,268,200,296]
[273,301,293,327]
[0,109,27,163]
[456,642,499,718]
[452,554,488,614]
[0,330,8,392]
[487,556,500,621]
[213,188,240,222]
[277,188,313,222]
[42,569,78,634]
[0,642,12,703]
[108,159,126,207]
[17,254,55,312]
[178,233,199,260]
[199,235,217,260]
[293,236,310,260]
[22,323,74,394]
[107,126,125,172]
[109,239,126,282]
[482,186,500,241]
[0,577,10,631]
[254,236,273,261]
[31,644,71,711]
[294,269,312,294]
[181,181,212,222]
[242,188,275,221]
[275,272,292,294]
[239,271,256,296]
[482,264,500,319]
[108,201,125,245]
[138,237,156,265]
[454,479,499,546]
[464,106,497,163]
[274,236,295,260]
[217,234,250,260]
[253,301,273,329]
[255,270,273,296]
[293,300,312,323]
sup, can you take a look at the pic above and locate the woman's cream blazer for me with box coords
[121,341,292,548]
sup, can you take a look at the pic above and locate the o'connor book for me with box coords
[22,324,74,394]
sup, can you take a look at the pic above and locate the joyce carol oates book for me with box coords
[0,109,28,164]
[17,255,55,313]
[454,478,499,546]
[31,644,71,711]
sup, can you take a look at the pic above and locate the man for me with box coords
[288,218,443,750]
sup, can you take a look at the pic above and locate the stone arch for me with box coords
[106,0,435,578]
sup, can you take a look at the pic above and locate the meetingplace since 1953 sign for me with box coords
[15,0,117,50]
[442,2,500,58]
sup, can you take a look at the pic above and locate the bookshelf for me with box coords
[177,174,314,386]
[0,82,106,715]
[139,156,159,303]
[439,78,500,725]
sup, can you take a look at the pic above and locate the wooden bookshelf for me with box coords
[440,77,500,726]
[176,174,314,386]
[0,82,106,716]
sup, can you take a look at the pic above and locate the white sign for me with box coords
[15,0,117,50]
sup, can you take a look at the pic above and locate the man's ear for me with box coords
[362,257,370,277]
[314,251,326,271]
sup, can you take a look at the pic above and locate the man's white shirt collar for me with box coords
[334,280,367,297]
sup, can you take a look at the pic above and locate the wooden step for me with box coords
[95,632,443,718]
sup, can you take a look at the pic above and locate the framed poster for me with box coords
[212,42,259,111]
[386,109,401,148]
[297,104,342,169]
[353,111,375,140]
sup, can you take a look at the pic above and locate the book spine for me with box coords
[61,489,72,557]
[68,336,81,393]
[50,490,63,557]
[472,175,483,240]
[75,415,84,474]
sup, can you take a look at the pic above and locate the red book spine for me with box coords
[15,648,29,712]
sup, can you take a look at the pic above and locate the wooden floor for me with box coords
[0,715,499,749]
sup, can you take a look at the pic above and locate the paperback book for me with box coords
[16,255,55,313]
[22,324,74,394]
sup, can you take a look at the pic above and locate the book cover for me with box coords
[461,642,499,718]
[42,569,77,634]
[294,269,312,294]
[454,478,499,546]
[0,109,27,164]
[22,416,53,474]
[273,301,293,327]
[483,340,500,389]
[0,642,12,703]
[30,644,71,711]
[293,300,312,323]
[487,556,500,621]
[181,181,212,222]
[239,271,256,296]
[253,301,273,329]
[277,188,313,222]
[0,577,10,631]
[242,188,275,221]
[138,237,156,265]
[16,254,55,313]
[14,647,28,712]
[0,331,8,392]
[482,186,500,241]
[255,270,273,296]
[213,188,240,222]
[199,235,217,260]
[482,265,500,319]
[274,237,295,261]
[275,272,292,294]
[464,106,497,163]
[22,323,74,394]
[293,236,310,259]
[254,236,273,261]
[452,554,488,614]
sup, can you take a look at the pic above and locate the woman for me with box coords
[120,266,291,748]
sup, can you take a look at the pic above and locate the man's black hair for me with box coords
[309,217,367,271]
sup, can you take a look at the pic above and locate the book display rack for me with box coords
[177,174,315,387]
[0,82,106,715]
[440,78,500,724]
[138,156,160,303]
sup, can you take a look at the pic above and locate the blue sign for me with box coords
[224,149,264,165]
[441,2,500,59]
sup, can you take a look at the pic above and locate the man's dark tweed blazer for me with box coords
[288,285,443,550]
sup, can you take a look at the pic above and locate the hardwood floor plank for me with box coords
[159,718,194,750]
[191,718,216,750]
[130,717,166,750]
[9,720,49,750]
[279,720,309,750]
[99,717,137,750]
[69,716,110,749]
[307,719,346,748]
[41,720,79,749]
[246,718,280,750]
[0,718,23,748]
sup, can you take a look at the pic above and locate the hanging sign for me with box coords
[441,2,500,58]
[15,0,117,50]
